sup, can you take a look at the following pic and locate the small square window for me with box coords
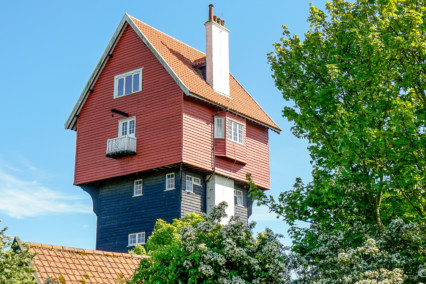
[235,189,243,206]
[193,177,201,186]
[114,68,143,98]
[134,179,143,196]
[166,173,175,191]
[228,120,244,144]
[128,232,145,246]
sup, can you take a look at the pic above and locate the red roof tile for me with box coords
[128,16,280,132]
[28,242,144,284]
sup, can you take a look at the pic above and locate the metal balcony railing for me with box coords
[106,136,137,158]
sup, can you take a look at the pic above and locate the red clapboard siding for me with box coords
[74,26,183,185]
[182,98,270,189]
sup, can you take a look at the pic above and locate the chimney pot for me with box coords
[217,17,221,24]
[209,4,214,21]
[221,20,225,26]
[213,15,217,22]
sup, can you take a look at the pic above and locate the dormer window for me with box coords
[114,68,143,98]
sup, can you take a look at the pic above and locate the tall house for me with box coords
[65,5,280,253]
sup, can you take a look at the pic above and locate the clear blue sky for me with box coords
[0,0,324,249]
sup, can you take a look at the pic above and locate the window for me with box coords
[228,120,244,144]
[193,177,201,186]
[186,175,201,193]
[214,117,225,138]
[114,68,143,98]
[166,173,175,190]
[133,179,143,196]
[186,175,193,193]
[235,189,243,206]
[128,232,145,246]
[119,117,136,137]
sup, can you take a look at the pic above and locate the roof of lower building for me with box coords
[65,14,281,133]
[26,242,143,284]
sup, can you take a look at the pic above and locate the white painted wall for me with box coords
[205,21,230,96]
[206,174,234,224]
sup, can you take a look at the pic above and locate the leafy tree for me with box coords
[267,0,425,227]
[0,220,36,283]
[131,203,290,283]
[250,0,425,282]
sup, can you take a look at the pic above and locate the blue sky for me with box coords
[0,0,324,249]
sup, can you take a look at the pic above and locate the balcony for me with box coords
[106,136,137,159]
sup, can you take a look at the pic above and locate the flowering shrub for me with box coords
[131,202,290,283]
[293,219,425,283]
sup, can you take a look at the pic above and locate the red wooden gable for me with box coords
[70,15,275,189]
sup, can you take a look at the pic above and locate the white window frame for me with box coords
[235,189,243,206]
[128,232,145,246]
[214,117,225,138]
[193,177,201,186]
[227,119,244,145]
[118,117,136,138]
[165,173,175,191]
[186,175,201,193]
[114,68,143,98]
[186,175,193,193]
[133,179,143,197]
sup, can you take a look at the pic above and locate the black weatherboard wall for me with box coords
[82,169,253,253]
[82,170,181,253]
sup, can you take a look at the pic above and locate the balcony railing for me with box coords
[106,136,137,158]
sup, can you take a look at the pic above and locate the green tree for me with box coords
[0,220,36,283]
[251,0,425,282]
[131,203,290,283]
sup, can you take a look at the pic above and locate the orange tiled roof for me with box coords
[128,16,280,132]
[28,242,143,284]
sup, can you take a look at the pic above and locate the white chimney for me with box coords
[205,4,230,97]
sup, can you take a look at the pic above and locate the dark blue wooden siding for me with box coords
[181,171,206,217]
[82,170,181,253]
[234,184,253,223]
[81,168,253,253]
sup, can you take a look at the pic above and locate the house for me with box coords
[13,238,142,283]
[65,5,280,253]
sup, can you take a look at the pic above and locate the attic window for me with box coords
[193,58,206,80]
[114,68,143,98]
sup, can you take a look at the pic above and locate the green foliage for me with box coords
[0,220,36,283]
[131,203,290,283]
[267,0,425,228]
[251,0,426,282]
[129,244,146,256]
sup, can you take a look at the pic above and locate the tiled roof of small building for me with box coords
[28,242,143,284]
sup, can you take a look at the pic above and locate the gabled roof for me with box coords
[65,14,281,133]
[27,242,142,283]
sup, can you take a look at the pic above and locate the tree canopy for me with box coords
[250,0,425,282]
[267,0,425,228]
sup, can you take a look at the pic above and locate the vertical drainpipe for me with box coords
[179,162,183,218]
